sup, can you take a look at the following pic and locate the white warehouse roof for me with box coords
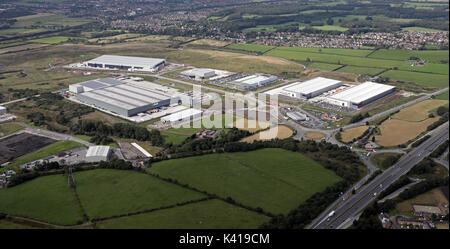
[86,146,111,158]
[181,68,215,77]
[234,75,273,85]
[86,55,165,68]
[161,108,203,123]
[328,82,395,104]
[283,77,342,95]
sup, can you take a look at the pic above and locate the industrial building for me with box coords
[229,74,278,91]
[70,78,182,117]
[85,146,111,162]
[325,82,396,108]
[283,77,343,99]
[161,108,203,124]
[82,55,166,72]
[180,68,216,81]
[286,112,308,121]
[0,106,6,115]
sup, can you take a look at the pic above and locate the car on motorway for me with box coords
[373,192,377,196]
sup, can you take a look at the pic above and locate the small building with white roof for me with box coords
[180,68,216,81]
[161,108,203,124]
[85,146,112,162]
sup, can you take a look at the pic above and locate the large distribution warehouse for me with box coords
[70,78,182,117]
[283,77,343,99]
[82,55,166,72]
[325,82,396,108]
[229,74,278,91]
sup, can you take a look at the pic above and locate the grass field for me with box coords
[368,49,449,63]
[312,25,349,32]
[147,148,341,214]
[0,123,24,137]
[8,140,84,167]
[402,27,445,32]
[0,174,84,225]
[373,118,438,147]
[95,199,270,229]
[380,70,449,89]
[336,65,385,76]
[27,36,70,44]
[75,169,205,219]
[393,99,449,122]
[186,39,230,47]
[226,44,276,54]
[308,62,343,71]
[231,118,271,132]
[304,132,326,140]
[240,125,293,143]
[0,219,37,229]
[340,126,369,143]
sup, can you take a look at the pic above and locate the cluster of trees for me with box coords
[27,112,46,126]
[412,135,431,148]
[379,154,402,169]
[427,112,449,131]
[8,88,39,99]
[408,158,438,176]
[90,135,114,145]
[349,112,370,124]
[430,140,449,158]
[70,119,164,146]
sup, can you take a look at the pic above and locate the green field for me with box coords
[0,219,37,229]
[147,148,341,214]
[11,14,91,29]
[267,46,374,57]
[75,169,205,219]
[308,62,343,71]
[381,70,449,89]
[27,36,70,44]
[402,27,445,32]
[8,140,84,167]
[0,174,84,225]
[0,123,24,137]
[336,65,385,76]
[225,43,275,53]
[95,199,270,229]
[368,49,449,64]
[312,25,349,32]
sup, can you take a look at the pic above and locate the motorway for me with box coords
[310,122,449,229]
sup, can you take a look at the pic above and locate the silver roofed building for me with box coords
[229,74,278,91]
[85,146,112,162]
[82,55,166,72]
[283,77,343,99]
[325,82,396,108]
[180,68,216,81]
[71,78,182,117]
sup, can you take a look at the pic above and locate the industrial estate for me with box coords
[0,0,448,234]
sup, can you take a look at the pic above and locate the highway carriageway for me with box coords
[311,122,449,229]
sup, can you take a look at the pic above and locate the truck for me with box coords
[328,211,335,217]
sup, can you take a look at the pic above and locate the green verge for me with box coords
[95,199,270,229]
[380,70,449,89]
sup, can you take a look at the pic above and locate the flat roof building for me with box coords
[161,108,203,124]
[325,82,396,108]
[82,55,165,72]
[283,77,343,99]
[229,74,278,91]
[0,106,6,115]
[85,146,111,163]
[286,112,308,121]
[180,68,216,81]
[72,78,182,117]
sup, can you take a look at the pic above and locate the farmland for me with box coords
[392,99,449,122]
[95,199,270,229]
[225,43,275,54]
[75,169,205,220]
[240,125,293,143]
[304,132,326,140]
[0,174,84,225]
[147,148,341,214]
[380,70,449,89]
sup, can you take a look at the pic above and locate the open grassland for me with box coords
[373,118,438,147]
[75,169,205,220]
[402,27,445,32]
[226,44,276,53]
[186,39,230,47]
[231,118,271,132]
[147,148,341,214]
[8,140,84,167]
[304,132,326,140]
[268,46,374,57]
[395,188,448,217]
[0,123,24,137]
[308,62,343,71]
[240,125,293,143]
[340,126,369,143]
[11,14,91,28]
[369,49,449,63]
[28,36,70,44]
[393,99,449,122]
[0,219,37,229]
[95,199,270,229]
[336,65,385,76]
[380,70,449,89]
[312,25,349,31]
[0,175,84,225]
